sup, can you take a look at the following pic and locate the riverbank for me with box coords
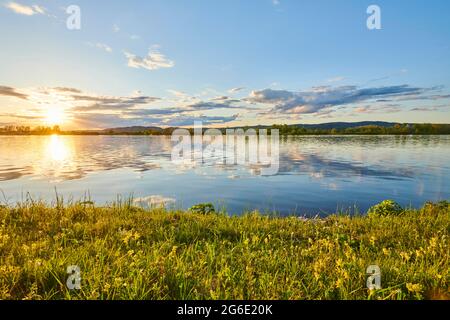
[0,200,448,300]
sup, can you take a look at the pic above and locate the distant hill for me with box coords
[292,121,398,130]
[104,122,401,133]
[225,121,399,130]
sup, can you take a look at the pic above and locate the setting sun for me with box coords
[45,108,65,125]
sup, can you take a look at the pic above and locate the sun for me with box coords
[45,108,65,126]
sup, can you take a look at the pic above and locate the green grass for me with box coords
[0,199,448,300]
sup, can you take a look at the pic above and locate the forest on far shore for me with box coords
[0,123,450,135]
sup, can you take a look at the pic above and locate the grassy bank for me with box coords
[0,200,448,300]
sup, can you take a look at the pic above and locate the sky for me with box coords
[0,0,449,129]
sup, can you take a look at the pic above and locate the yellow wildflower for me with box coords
[400,252,410,262]
[103,283,111,292]
[406,283,423,294]
[335,278,344,288]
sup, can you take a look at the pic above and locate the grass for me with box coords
[0,198,448,300]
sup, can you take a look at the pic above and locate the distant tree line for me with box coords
[147,124,450,136]
[270,123,450,135]
[1,123,449,135]
[102,128,176,136]
[0,125,61,135]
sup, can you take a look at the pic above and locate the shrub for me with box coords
[189,203,216,215]
[368,200,403,217]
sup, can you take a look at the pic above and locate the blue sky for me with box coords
[0,0,449,129]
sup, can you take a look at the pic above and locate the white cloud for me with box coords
[228,87,245,94]
[4,2,46,16]
[87,42,113,53]
[32,4,44,14]
[113,24,120,33]
[327,76,345,83]
[249,85,430,115]
[125,48,175,71]
[168,89,187,97]
[134,195,176,208]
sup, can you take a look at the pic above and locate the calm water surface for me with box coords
[0,135,448,215]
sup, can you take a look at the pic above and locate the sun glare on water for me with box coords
[47,134,71,162]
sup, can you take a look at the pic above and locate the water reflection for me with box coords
[0,135,448,182]
[47,135,71,162]
[0,135,448,213]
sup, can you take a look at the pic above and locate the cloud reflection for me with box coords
[0,135,448,185]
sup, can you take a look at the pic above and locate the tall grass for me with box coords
[0,199,448,300]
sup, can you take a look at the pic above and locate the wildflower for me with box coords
[406,283,423,294]
[429,237,438,248]
[415,249,422,258]
[400,252,410,262]
[34,259,43,267]
[341,270,350,280]
[169,245,178,257]
[114,277,123,286]
[121,229,138,245]
[313,272,320,281]
[122,232,132,244]
[344,247,354,260]
[0,232,10,243]
[90,289,99,299]
[103,283,111,292]
[335,278,344,289]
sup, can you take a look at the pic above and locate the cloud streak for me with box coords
[125,48,175,71]
[4,2,46,16]
[87,42,113,53]
[249,85,434,115]
[0,86,28,99]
